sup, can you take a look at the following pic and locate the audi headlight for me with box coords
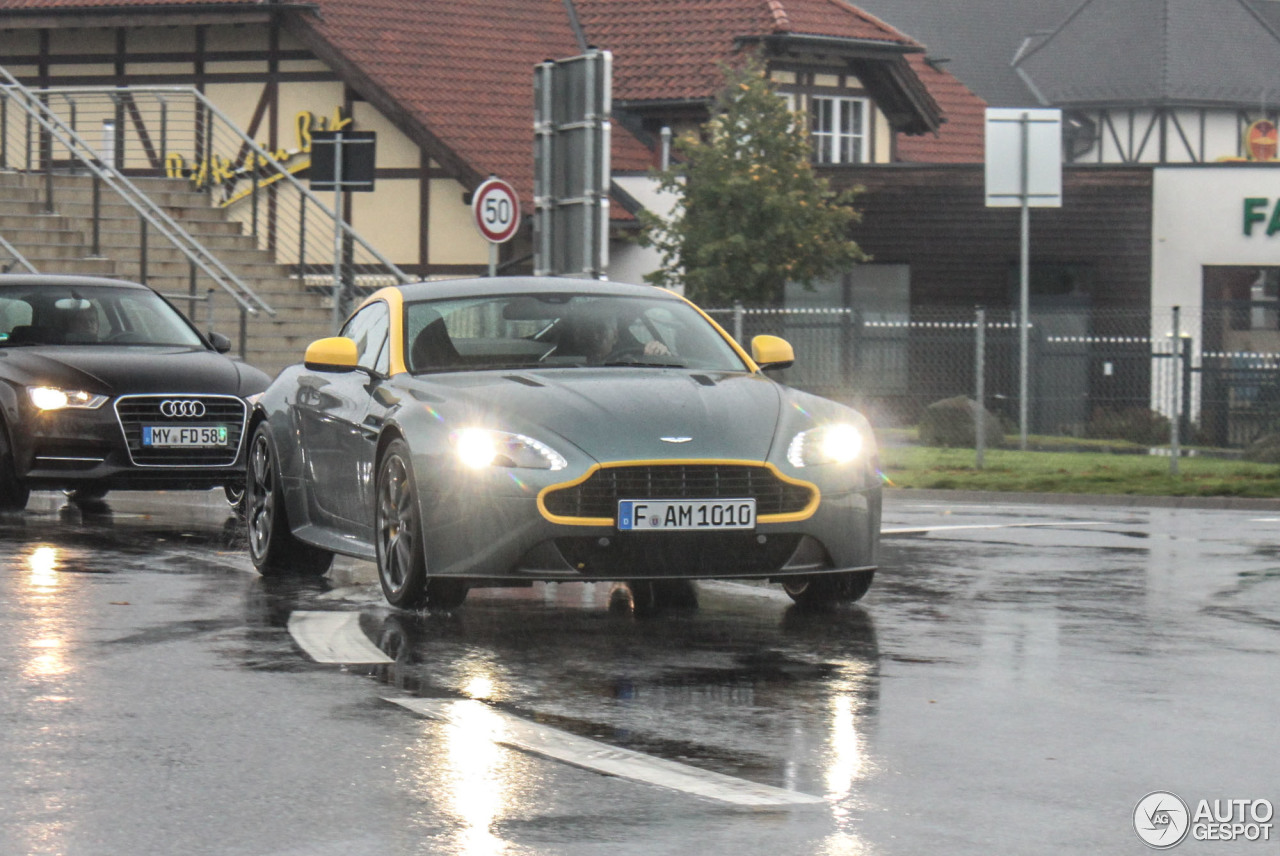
[787,423,865,467]
[27,386,108,412]
[452,428,567,471]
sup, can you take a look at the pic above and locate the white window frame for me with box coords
[810,96,869,165]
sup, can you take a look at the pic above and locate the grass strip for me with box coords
[879,445,1280,498]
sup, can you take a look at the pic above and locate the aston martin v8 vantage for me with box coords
[0,275,271,510]
[246,277,881,610]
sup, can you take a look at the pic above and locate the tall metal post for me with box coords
[331,130,344,334]
[975,307,987,470]
[1018,113,1030,451]
[1170,305,1181,476]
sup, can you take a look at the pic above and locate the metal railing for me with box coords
[0,69,275,331]
[0,233,36,273]
[12,84,410,309]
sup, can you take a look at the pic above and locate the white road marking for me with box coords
[700,580,794,602]
[388,697,824,808]
[1250,518,1280,523]
[287,611,392,664]
[882,520,1109,536]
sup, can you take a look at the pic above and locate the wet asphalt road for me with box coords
[0,490,1277,855]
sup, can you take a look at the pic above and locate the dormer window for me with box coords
[811,96,868,164]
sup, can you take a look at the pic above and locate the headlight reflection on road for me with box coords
[21,546,72,681]
[824,693,865,800]
[27,546,60,591]
[443,699,511,856]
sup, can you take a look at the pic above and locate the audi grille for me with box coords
[114,394,248,467]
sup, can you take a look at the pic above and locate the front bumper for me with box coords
[12,395,249,491]
[415,463,880,582]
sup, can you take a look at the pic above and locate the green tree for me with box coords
[638,59,866,305]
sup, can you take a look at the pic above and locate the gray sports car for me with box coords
[245,277,881,610]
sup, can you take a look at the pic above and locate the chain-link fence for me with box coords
[705,303,1280,457]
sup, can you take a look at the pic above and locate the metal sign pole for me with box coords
[1018,113,1030,451]
[1170,305,1181,476]
[975,306,986,470]
[984,107,1061,452]
[331,130,344,334]
[488,243,497,278]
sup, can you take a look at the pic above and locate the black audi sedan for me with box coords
[0,275,272,510]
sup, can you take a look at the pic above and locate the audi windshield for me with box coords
[0,283,205,348]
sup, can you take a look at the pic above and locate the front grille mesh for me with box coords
[114,395,246,466]
[544,464,813,519]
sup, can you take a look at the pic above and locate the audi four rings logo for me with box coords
[159,399,206,418]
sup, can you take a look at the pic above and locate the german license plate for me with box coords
[142,425,228,447]
[617,499,756,531]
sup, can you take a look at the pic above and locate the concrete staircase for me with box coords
[0,171,335,377]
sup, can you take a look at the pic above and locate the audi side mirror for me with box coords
[208,331,233,354]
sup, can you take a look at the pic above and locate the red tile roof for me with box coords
[0,0,975,190]
[0,0,262,6]
[896,54,987,162]
[291,0,579,203]
[576,0,920,104]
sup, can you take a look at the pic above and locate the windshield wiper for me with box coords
[600,357,688,368]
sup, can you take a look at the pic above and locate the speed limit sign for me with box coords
[472,177,521,244]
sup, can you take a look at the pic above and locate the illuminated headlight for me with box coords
[452,428,567,471]
[27,386,108,412]
[787,423,865,467]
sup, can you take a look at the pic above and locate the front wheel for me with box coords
[375,439,468,611]
[782,570,875,609]
[0,423,29,512]
[246,423,332,577]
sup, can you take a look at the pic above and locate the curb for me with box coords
[884,488,1280,512]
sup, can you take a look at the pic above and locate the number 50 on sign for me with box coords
[472,177,521,244]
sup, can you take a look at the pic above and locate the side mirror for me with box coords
[304,336,358,372]
[751,335,795,371]
[208,331,233,354]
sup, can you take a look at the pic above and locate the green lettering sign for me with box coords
[1244,197,1269,236]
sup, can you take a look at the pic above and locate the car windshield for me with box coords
[0,283,205,348]
[404,292,749,374]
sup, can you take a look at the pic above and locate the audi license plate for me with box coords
[142,425,228,447]
[617,499,756,531]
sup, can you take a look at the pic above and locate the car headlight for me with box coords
[27,386,108,412]
[786,423,865,467]
[452,428,568,471]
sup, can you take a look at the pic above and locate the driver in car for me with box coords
[57,303,100,343]
[571,303,670,365]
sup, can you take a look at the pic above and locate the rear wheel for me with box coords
[783,570,875,608]
[223,483,246,516]
[0,422,29,512]
[376,439,468,611]
[626,579,699,614]
[246,423,332,577]
[65,486,108,504]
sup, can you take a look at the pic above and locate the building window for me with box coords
[810,96,867,164]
